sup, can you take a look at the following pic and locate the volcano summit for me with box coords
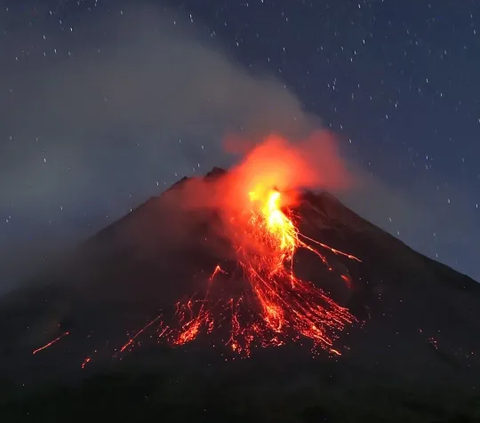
[1,166,480,422]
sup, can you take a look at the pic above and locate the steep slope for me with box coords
[1,168,479,422]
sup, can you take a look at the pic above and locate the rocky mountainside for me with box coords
[1,167,479,422]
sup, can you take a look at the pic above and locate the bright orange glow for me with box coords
[150,133,361,356]
[87,132,360,362]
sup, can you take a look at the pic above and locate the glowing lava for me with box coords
[32,331,70,355]
[156,180,360,357]
[109,133,361,359]
[32,133,361,363]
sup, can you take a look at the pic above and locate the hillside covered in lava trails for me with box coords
[1,166,480,422]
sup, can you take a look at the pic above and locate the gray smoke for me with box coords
[0,3,477,293]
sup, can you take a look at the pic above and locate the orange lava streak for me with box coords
[299,233,361,262]
[171,266,227,346]
[77,133,359,363]
[118,315,163,353]
[160,185,358,356]
[32,331,69,355]
[210,265,227,281]
[81,357,91,369]
[250,188,296,255]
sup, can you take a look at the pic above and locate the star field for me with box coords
[0,0,479,289]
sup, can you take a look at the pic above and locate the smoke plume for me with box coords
[0,3,478,293]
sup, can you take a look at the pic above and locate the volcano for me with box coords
[1,167,480,422]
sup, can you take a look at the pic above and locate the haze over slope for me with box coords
[1,168,479,389]
[0,3,477,294]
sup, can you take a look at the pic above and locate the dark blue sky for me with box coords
[0,0,479,289]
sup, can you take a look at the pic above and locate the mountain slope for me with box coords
[1,167,479,422]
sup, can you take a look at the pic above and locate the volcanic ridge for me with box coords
[1,166,480,422]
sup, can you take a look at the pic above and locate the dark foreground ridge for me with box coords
[1,168,479,422]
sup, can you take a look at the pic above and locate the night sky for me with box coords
[1,0,479,291]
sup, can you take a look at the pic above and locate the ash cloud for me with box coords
[0,4,320,292]
[0,2,477,293]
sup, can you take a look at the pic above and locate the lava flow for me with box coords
[32,331,70,355]
[158,180,360,357]
[31,133,360,362]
